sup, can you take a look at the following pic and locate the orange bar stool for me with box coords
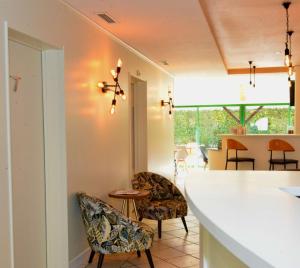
[225,139,255,170]
[268,139,298,170]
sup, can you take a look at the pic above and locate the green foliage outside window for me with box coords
[174,106,294,147]
[246,106,294,134]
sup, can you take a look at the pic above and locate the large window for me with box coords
[174,104,293,147]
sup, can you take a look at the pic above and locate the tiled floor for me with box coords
[86,213,200,268]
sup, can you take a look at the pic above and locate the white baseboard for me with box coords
[69,247,90,268]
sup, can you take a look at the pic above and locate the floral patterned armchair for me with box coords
[77,192,155,268]
[132,172,188,238]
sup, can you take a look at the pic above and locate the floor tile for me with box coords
[184,234,200,244]
[167,255,200,267]
[161,237,192,247]
[188,227,200,234]
[166,229,196,238]
[174,244,199,255]
[127,254,159,266]
[137,259,177,268]
[191,252,201,260]
[153,232,175,241]
[162,224,183,232]
[152,247,186,260]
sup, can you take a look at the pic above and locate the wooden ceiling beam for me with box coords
[227,67,288,75]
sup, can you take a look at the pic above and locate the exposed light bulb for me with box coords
[97,82,104,88]
[285,55,292,66]
[288,66,294,76]
[284,43,291,66]
[111,99,116,115]
[110,105,115,115]
[117,58,122,68]
[111,69,117,78]
[288,76,292,88]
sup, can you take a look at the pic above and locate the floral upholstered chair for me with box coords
[77,192,155,268]
[132,172,188,238]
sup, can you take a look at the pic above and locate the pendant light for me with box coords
[282,1,295,88]
[248,61,256,88]
[283,2,291,65]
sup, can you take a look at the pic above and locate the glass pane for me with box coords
[174,106,240,148]
[245,105,294,134]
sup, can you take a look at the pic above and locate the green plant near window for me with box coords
[174,105,294,148]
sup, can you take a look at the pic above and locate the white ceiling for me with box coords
[200,0,300,69]
[63,0,300,76]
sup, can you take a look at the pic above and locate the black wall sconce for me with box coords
[97,58,126,114]
[161,89,175,115]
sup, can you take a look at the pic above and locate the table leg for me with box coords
[121,200,126,214]
[127,199,130,218]
[133,199,138,220]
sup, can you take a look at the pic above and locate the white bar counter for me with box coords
[208,134,300,170]
[185,171,300,268]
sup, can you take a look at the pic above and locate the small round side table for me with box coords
[108,190,150,219]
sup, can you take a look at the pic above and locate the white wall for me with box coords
[175,73,289,106]
[0,0,174,261]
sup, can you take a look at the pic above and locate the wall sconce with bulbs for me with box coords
[97,58,126,114]
[161,89,175,115]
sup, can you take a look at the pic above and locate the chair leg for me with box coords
[137,250,141,257]
[235,161,238,170]
[225,160,228,170]
[158,220,162,239]
[297,162,298,169]
[269,162,271,170]
[252,160,255,170]
[181,217,188,233]
[88,250,95,263]
[97,253,105,268]
[139,216,143,221]
[145,249,155,268]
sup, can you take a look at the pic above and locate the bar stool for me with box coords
[268,139,298,170]
[225,139,255,170]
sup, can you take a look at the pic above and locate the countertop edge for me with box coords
[184,179,273,268]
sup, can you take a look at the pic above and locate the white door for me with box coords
[131,78,148,173]
[9,40,47,268]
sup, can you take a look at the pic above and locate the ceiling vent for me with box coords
[161,60,169,66]
[97,13,116,24]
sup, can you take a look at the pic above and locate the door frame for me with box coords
[0,21,69,268]
[128,75,148,179]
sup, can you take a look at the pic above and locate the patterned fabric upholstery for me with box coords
[132,172,188,221]
[77,192,154,254]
